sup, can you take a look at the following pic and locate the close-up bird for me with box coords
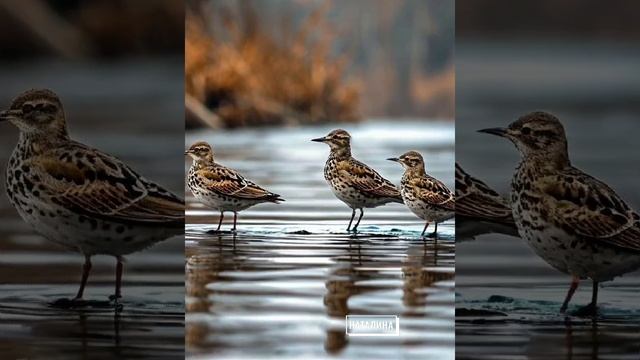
[479,111,640,315]
[388,151,454,237]
[1,89,185,306]
[455,162,518,240]
[186,141,283,232]
[312,129,403,232]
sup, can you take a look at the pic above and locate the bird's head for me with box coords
[388,150,425,171]
[479,111,568,162]
[311,129,352,152]
[186,141,214,163]
[0,89,68,138]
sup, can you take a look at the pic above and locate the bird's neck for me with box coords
[405,165,426,178]
[18,130,70,155]
[329,146,352,161]
[193,158,214,169]
[523,151,571,173]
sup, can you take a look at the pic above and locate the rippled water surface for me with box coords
[456,41,640,359]
[0,60,185,359]
[186,121,455,359]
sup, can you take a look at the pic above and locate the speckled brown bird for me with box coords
[480,111,640,314]
[312,129,402,232]
[388,151,454,237]
[186,141,283,232]
[1,89,184,305]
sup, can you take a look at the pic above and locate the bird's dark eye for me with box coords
[521,127,531,135]
[42,104,57,113]
[22,104,34,113]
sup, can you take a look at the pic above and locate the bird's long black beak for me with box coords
[387,157,399,162]
[478,127,508,137]
[311,137,326,143]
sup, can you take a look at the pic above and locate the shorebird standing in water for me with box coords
[480,111,640,315]
[312,129,402,232]
[186,141,283,232]
[388,151,454,237]
[1,89,184,306]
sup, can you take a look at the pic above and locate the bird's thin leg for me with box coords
[115,256,124,300]
[421,222,430,237]
[560,276,580,313]
[109,256,124,309]
[232,212,238,232]
[574,281,599,317]
[431,222,440,240]
[74,255,92,300]
[352,208,364,232]
[346,209,356,232]
[216,211,224,232]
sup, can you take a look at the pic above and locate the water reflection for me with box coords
[186,122,455,359]
[554,318,640,359]
[186,232,455,358]
[323,240,359,355]
[458,314,640,359]
[0,296,184,359]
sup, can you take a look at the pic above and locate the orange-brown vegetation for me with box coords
[185,4,361,128]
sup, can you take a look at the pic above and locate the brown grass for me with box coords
[410,64,455,120]
[185,3,361,128]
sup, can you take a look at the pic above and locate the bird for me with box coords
[1,89,184,306]
[312,129,403,232]
[455,162,518,240]
[387,151,454,237]
[479,111,640,315]
[185,141,283,232]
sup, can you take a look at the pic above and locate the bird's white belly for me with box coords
[328,180,387,209]
[190,185,256,212]
[11,194,177,256]
[403,196,454,223]
[515,209,640,282]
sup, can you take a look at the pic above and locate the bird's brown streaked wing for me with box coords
[541,170,640,251]
[339,159,401,199]
[199,166,280,201]
[455,163,513,221]
[31,143,184,225]
[604,223,640,252]
[119,190,185,224]
[456,193,513,222]
[412,176,455,211]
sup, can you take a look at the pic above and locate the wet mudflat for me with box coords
[185,121,455,359]
[456,41,640,359]
[456,236,640,359]
[0,59,185,359]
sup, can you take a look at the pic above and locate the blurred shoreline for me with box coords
[186,0,453,129]
[457,39,640,113]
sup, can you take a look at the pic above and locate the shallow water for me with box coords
[0,59,185,359]
[185,121,455,359]
[456,41,640,359]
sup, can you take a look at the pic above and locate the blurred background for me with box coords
[0,2,184,359]
[458,0,640,39]
[186,0,454,128]
[456,0,640,358]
